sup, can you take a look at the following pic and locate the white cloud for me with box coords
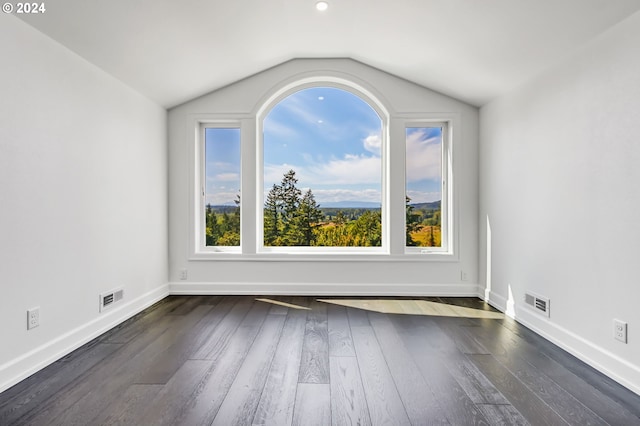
[311,188,381,203]
[261,187,381,204]
[309,155,380,185]
[208,161,238,173]
[264,153,381,188]
[406,190,441,204]
[363,133,381,156]
[206,190,239,206]
[215,173,240,181]
[264,163,300,186]
[406,130,441,182]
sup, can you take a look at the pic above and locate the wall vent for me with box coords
[524,291,550,317]
[99,288,124,312]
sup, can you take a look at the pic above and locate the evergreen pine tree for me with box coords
[205,204,221,246]
[406,196,420,246]
[296,189,323,245]
[264,184,281,245]
[279,170,302,245]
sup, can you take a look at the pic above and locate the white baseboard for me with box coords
[169,281,481,297]
[483,289,640,397]
[0,284,170,394]
[483,290,509,314]
[16,283,637,402]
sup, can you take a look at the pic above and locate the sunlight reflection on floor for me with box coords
[316,299,504,319]
[255,298,312,310]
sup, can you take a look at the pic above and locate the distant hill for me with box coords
[320,201,381,208]
[321,200,440,209]
[209,200,440,211]
[410,201,441,210]
[207,204,239,213]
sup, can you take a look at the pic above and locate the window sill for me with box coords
[189,252,457,262]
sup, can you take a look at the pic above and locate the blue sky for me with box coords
[264,87,384,205]
[405,127,442,204]
[205,127,241,206]
[205,87,442,206]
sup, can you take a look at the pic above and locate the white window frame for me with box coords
[403,121,451,255]
[188,83,458,262]
[190,117,246,257]
[256,79,390,255]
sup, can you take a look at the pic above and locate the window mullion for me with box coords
[388,118,406,255]
[241,118,257,254]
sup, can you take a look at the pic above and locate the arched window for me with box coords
[258,84,388,252]
[192,72,453,259]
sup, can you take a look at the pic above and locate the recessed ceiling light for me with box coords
[316,1,328,11]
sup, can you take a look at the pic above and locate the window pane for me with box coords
[406,127,442,248]
[204,128,240,246]
[263,87,382,247]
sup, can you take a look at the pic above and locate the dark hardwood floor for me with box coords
[1,295,639,425]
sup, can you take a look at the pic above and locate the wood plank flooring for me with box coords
[1,296,639,426]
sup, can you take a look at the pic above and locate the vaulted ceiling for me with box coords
[18,0,640,108]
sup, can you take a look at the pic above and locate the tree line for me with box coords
[406,196,441,247]
[204,169,440,247]
[205,195,240,246]
[263,169,381,246]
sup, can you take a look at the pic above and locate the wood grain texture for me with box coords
[2,296,640,426]
[93,384,163,426]
[330,356,371,426]
[422,318,508,405]
[293,384,331,426]
[476,403,530,426]
[390,314,491,425]
[367,312,450,425]
[470,321,607,425]
[350,325,411,425]
[484,319,640,424]
[327,304,356,357]
[299,300,330,384]
[39,305,212,426]
[190,297,253,360]
[346,305,370,327]
[139,360,214,425]
[469,354,568,426]
[173,301,271,426]
[436,319,490,355]
[253,308,308,426]
[100,296,190,344]
[166,295,211,316]
[211,314,287,426]
[0,342,122,426]
[135,298,234,384]
[23,314,175,426]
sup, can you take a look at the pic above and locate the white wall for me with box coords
[479,12,640,394]
[0,16,168,392]
[168,59,479,295]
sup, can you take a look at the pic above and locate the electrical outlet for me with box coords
[27,307,40,330]
[461,270,468,281]
[179,268,188,280]
[614,319,627,343]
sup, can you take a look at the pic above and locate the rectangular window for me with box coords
[405,125,444,251]
[203,127,241,248]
